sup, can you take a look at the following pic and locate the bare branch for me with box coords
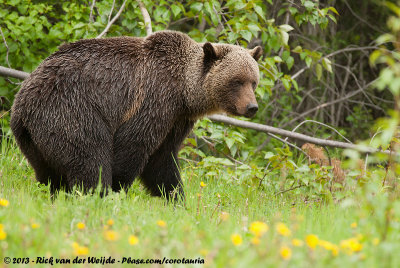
[96,0,127,39]
[207,114,384,154]
[0,66,28,80]
[138,0,152,36]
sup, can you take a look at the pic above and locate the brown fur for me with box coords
[301,143,346,183]
[10,31,262,199]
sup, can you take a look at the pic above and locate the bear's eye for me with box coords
[233,80,243,86]
[252,82,257,90]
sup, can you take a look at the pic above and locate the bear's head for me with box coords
[203,43,263,118]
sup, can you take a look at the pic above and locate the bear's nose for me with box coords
[246,103,258,117]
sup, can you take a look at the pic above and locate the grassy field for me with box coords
[0,138,399,268]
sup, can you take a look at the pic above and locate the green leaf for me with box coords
[316,63,322,80]
[273,56,283,63]
[292,46,302,53]
[286,56,294,70]
[264,152,275,159]
[280,31,289,46]
[190,2,203,13]
[171,4,181,18]
[254,5,265,20]
[281,77,291,91]
[322,58,332,73]
[241,30,252,42]
[279,24,294,32]
[369,50,381,66]
[305,56,312,67]
[329,7,339,16]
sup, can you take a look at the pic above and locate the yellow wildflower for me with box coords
[280,246,292,260]
[0,229,6,240]
[128,235,139,245]
[31,223,40,229]
[249,221,269,237]
[231,234,242,246]
[319,240,335,251]
[0,198,9,207]
[350,222,357,229]
[276,222,291,237]
[157,220,167,228]
[292,238,304,247]
[220,212,230,221]
[251,237,260,245]
[305,234,319,249]
[331,245,339,256]
[72,242,89,256]
[372,238,380,246]
[199,249,208,257]
[76,222,85,230]
[340,238,362,254]
[104,230,119,241]
[200,181,207,187]
[107,219,114,226]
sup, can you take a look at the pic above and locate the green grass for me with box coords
[0,139,399,267]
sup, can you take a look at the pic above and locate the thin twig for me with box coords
[96,0,127,39]
[275,184,306,196]
[89,0,96,23]
[108,0,116,23]
[288,120,352,144]
[0,27,10,68]
[138,0,152,36]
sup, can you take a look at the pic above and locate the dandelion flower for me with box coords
[318,240,334,251]
[107,219,114,226]
[0,230,6,240]
[350,222,357,228]
[340,238,362,253]
[305,234,319,249]
[249,221,269,237]
[200,181,207,188]
[231,234,242,246]
[280,246,292,260]
[251,237,260,245]
[199,249,208,257]
[72,242,89,256]
[220,212,230,221]
[0,199,9,207]
[292,238,304,247]
[128,235,139,245]
[276,222,291,237]
[104,230,119,241]
[157,220,167,228]
[31,223,40,229]
[76,222,85,230]
[331,245,340,256]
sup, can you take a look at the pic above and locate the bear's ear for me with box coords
[249,46,263,61]
[203,42,218,72]
[203,42,218,61]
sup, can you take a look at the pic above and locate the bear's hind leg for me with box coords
[10,117,65,194]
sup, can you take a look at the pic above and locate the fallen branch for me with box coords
[0,66,28,80]
[208,114,384,154]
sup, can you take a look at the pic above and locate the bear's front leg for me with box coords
[140,118,194,201]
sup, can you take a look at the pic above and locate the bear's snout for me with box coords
[245,103,258,118]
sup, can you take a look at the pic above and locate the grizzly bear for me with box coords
[11,31,262,199]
